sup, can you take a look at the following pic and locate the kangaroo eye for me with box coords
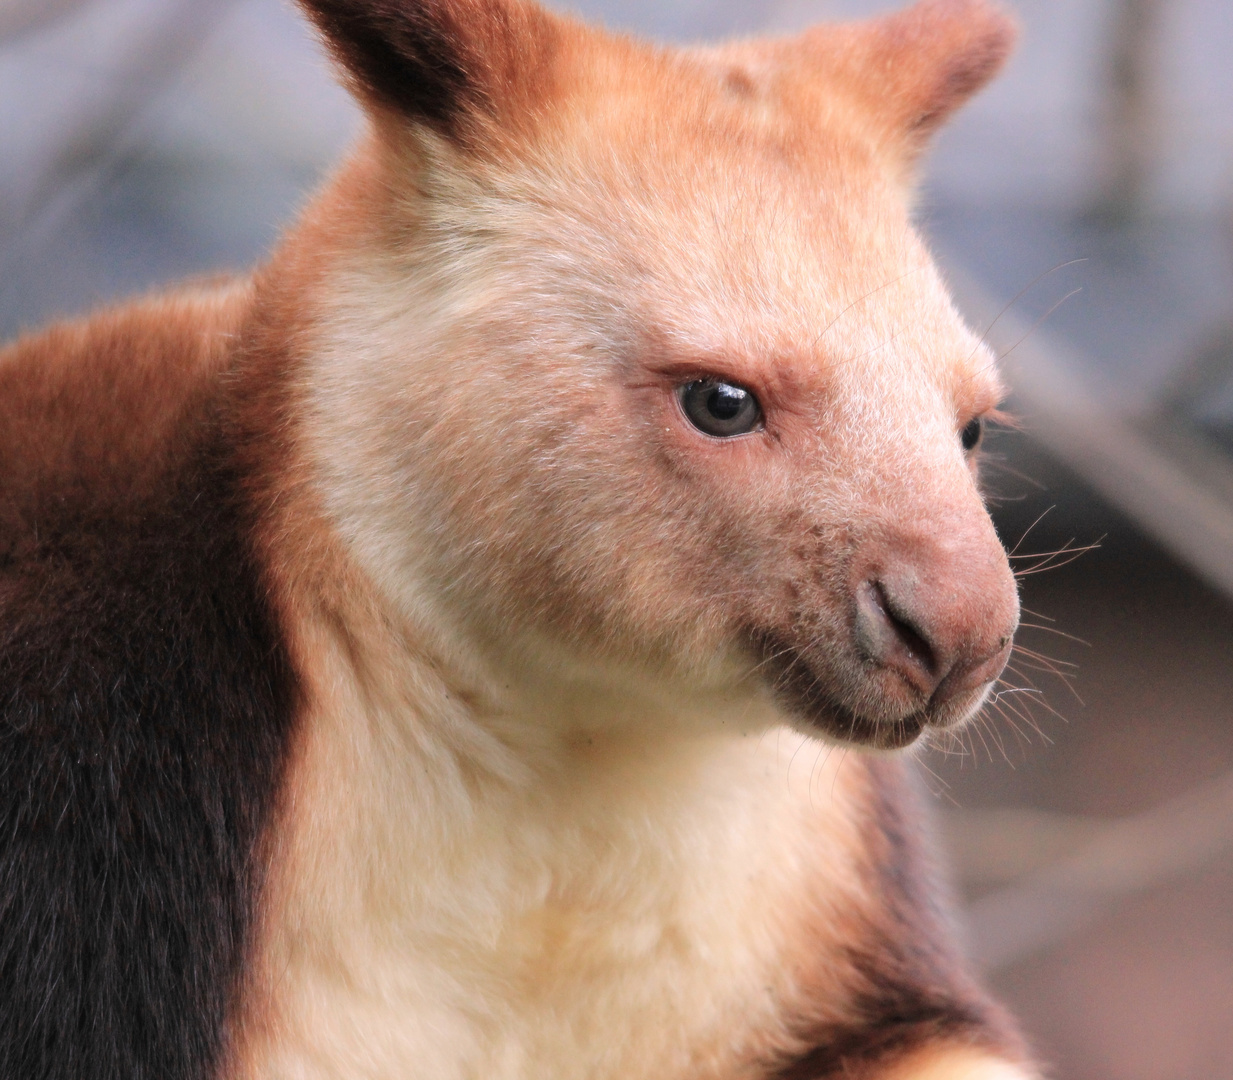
[679,380,763,438]
[961,416,985,452]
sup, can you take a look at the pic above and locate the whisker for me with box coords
[986,699,1033,751]
[849,330,905,365]
[1007,539,1102,563]
[993,691,1051,743]
[807,741,829,812]
[978,456,1049,497]
[995,287,1085,367]
[1013,539,1103,577]
[1008,506,1056,557]
[958,722,980,766]
[1006,667,1079,703]
[989,685,1044,704]
[963,257,1090,369]
[1006,660,1076,690]
[813,265,930,350]
[1011,647,1080,671]
[743,642,801,681]
[1003,659,1074,701]
[830,748,850,802]
[1020,605,1057,623]
[1015,644,1084,671]
[983,710,1015,765]
[1009,682,1070,725]
[786,730,810,787]
[1017,623,1092,647]
[914,754,961,806]
[969,711,996,764]
[989,702,1031,749]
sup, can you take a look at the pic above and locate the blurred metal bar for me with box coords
[6,0,239,223]
[960,769,1233,971]
[1088,0,1166,221]
[1,0,240,246]
[0,0,95,43]
[948,263,1233,600]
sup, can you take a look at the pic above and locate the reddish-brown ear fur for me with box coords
[297,0,558,140]
[876,0,1017,137]
[810,0,1016,152]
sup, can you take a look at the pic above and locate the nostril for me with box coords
[867,581,937,674]
[854,579,940,700]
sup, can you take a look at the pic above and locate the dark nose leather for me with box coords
[852,526,1019,708]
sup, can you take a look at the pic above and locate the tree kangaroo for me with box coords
[0,1,1035,1077]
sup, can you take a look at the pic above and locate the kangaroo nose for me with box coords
[855,580,940,696]
[853,542,1019,709]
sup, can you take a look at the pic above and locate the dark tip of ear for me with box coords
[298,0,486,137]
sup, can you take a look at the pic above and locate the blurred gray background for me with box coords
[2,1,1231,1076]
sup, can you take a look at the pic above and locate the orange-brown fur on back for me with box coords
[0,284,249,515]
[1,2,1037,1078]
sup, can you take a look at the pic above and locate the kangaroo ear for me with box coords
[864,0,1016,144]
[297,0,558,142]
[803,0,1016,155]
[870,0,1016,140]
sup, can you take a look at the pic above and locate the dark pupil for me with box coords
[680,379,761,438]
[708,384,745,421]
[962,417,984,451]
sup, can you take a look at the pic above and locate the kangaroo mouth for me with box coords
[751,635,929,751]
[786,693,927,751]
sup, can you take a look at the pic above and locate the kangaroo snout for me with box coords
[754,509,1020,751]
[851,523,1020,723]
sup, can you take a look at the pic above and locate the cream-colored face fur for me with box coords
[304,11,1020,752]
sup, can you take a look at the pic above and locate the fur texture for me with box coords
[0,289,299,1079]
[0,2,1038,1078]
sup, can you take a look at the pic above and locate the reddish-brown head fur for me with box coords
[288,0,1020,751]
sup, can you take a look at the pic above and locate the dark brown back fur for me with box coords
[0,290,299,1080]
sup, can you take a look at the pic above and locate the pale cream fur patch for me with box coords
[881,1045,1039,1080]
[240,592,873,1080]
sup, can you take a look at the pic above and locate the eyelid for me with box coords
[641,358,760,388]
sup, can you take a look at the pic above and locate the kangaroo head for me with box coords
[292,0,1020,750]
